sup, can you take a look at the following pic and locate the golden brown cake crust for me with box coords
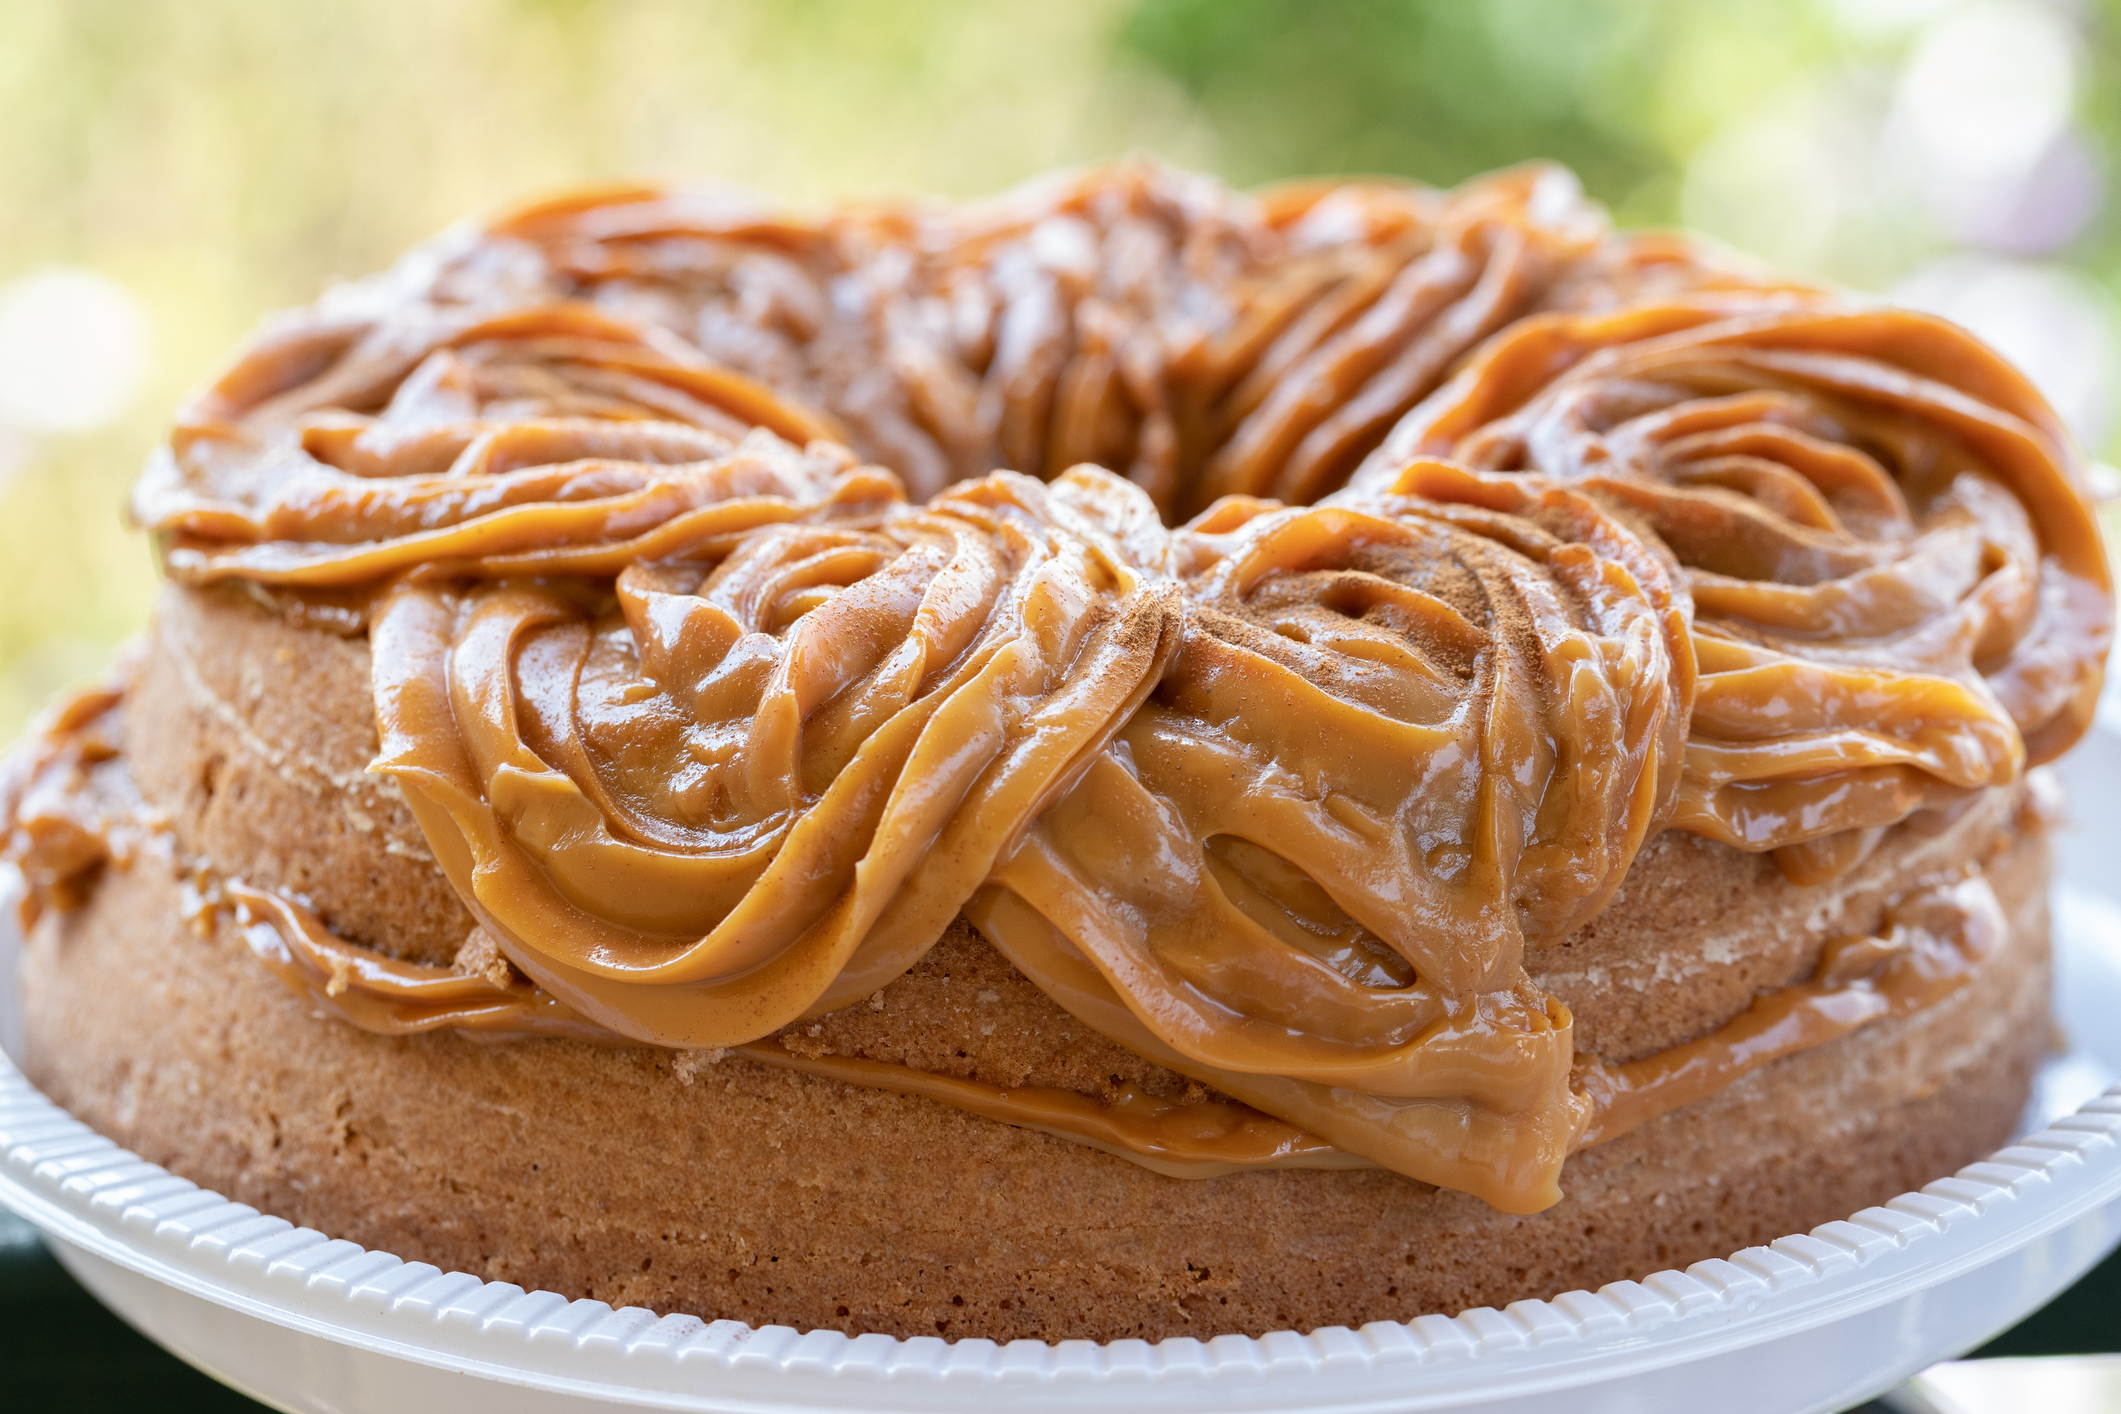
[17,792,2051,1341]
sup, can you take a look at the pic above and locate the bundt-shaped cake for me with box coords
[4,159,2110,1340]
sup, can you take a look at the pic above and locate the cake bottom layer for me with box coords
[19,836,2051,1343]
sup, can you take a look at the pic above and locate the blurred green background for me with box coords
[2,6,2120,1408]
[1,0,2118,734]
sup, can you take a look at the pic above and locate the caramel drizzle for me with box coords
[230,862,1357,1180]
[1355,301,2114,875]
[11,161,2105,1212]
[0,680,2021,1192]
[1574,867,2007,1146]
[244,855,2011,1176]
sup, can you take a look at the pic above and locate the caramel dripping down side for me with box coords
[11,161,2104,1213]
[0,677,2033,1197]
[0,676,160,928]
[216,857,2039,1186]
[0,680,1357,1182]
[236,849,2014,1184]
[231,880,1367,1182]
[356,459,1698,1212]
[965,461,1695,1210]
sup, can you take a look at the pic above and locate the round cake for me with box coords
[2,160,2110,1342]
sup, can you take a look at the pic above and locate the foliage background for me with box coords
[1,0,2115,735]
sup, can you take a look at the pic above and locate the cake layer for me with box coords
[19,824,2049,1341]
[135,580,2036,1076]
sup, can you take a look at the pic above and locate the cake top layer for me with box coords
[89,159,2116,1210]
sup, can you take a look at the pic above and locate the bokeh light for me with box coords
[0,269,151,438]
[1896,256,2121,450]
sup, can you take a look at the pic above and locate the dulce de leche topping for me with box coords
[17,160,2111,1212]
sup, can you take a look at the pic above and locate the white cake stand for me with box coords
[3,691,2119,1414]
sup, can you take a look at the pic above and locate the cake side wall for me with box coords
[131,580,2035,1072]
[15,829,2050,1341]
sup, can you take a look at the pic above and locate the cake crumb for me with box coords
[453,927,516,990]
[868,990,886,1012]
[672,1049,729,1085]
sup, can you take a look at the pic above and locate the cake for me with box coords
[3,160,2110,1342]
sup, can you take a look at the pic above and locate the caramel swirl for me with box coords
[970,461,1692,1208]
[0,679,153,923]
[136,162,1639,538]
[0,661,2045,1206]
[7,161,2109,1212]
[1357,300,2113,879]
[370,469,1180,1046]
[141,301,895,586]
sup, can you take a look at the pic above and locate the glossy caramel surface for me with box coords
[12,161,2111,1211]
